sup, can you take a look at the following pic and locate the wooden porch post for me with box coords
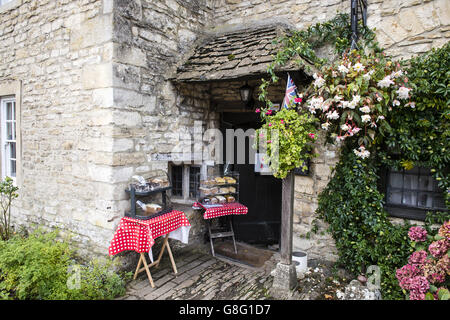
[272,170,297,295]
[280,170,294,265]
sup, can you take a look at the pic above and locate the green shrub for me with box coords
[317,147,412,299]
[0,229,130,300]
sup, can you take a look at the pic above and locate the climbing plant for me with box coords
[256,13,449,300]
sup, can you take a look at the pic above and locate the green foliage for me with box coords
[377,42,450,212]
[254,106,317,179]
[0,177,19,241]
[259,13,380,107]
[0,229,130,300]
[317,148,412,299]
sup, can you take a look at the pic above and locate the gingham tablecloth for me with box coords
[193,202,248,220]
[108,210,191,256]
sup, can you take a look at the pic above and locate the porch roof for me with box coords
[173,22,312,83]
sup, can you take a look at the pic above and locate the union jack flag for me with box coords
[282,73,298,109]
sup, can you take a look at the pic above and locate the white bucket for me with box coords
[292,251,307,273]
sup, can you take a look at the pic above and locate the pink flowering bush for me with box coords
[396,221,450,300]
[408,226,428,242]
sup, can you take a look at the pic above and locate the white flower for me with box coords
[341,101,350,109]
[307,96,324,113]
[377,75,395,88]
[353,63,365,72]
[392,99,400,106]
[321,122,330,130]
[409,102,416,108]
[361,114,371,123]
[334,95,343,101]
[391,70,403,78]
[341,123,350,131]
[338,65,349,73]
[359,105,371,113]
[322,103,330,112]
[396,86,411,100]
[352,95,361,103]
[348,100,357,109]
[352,127,361,134]
[336,135,345,142]
[370,121,377,128]
[313,73,319,79]
[332,71,338,78]
[353,145,370,159]
[314,76,326,88]
[327,110,340,120]
[376,115,385,122]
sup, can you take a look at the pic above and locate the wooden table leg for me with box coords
[153,234,178,274]
[229,216,237,254]
[165,238,178,274]
[134,252,155,288]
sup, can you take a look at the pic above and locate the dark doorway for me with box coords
[221,112,282,245]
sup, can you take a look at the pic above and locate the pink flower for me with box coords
[268,123,272,127]
[294,97,303,103]
[396,264,421,290]
[308,133,315,139]
[409,276,430,293]
[408,250,428,267]
[408,226,427,242]
[428,239,449,258]
[267,140,272,144]
[438,220,450,239]
[409,290,426,300]
[280,119,284,124]
[265,110,273,116]
[255,108,261,113]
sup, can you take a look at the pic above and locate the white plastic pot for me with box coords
[292,251,308,274]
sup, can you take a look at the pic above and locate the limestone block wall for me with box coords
[110,0,219,241]
[0,0,118,256]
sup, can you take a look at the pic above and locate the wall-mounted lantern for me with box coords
[239,82,254,110]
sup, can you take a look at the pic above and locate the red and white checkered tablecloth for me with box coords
[193,202,248,220]
[108,210,190,256]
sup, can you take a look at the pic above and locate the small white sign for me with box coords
[254,153,272,175]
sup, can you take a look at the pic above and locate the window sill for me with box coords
[0,0,21,14]
[171,197,196,206]
[385,205,433,221]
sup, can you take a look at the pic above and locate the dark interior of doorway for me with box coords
[220,111,282,246]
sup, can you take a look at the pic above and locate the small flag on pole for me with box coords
[281,73,298,109]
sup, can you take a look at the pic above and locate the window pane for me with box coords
[389,172,403,188]
[404,174,418,190]
[417,192,432,208]
[171,165,183,197]
[189,166,200,198]
[6,102,12,120]
[418,175,433,191]
[9,142,16,159]
[402,191,417,206]
[387,190,402,205]
[10,159,16,177]
[433,196,446,210]
[6,122,13,140]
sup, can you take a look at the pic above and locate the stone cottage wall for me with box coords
[0,0,118,257]
[109,0,219,243]
[1,0,449,261]
[212,0,450,261]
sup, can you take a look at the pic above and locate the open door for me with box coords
[221,112,282,245]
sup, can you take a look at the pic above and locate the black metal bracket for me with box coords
[350,0,368,50]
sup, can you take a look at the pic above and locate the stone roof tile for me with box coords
[173,23,310,82]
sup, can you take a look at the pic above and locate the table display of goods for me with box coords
[197,173,239,207]
[125,174,173,220]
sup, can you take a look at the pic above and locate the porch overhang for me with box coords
[171,22,315,83]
